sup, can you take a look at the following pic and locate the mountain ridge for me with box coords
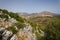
[18,11,60,18]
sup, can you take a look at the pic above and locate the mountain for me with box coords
[18,11,60,18]
[0,9,60,40]
[17,12,29,18]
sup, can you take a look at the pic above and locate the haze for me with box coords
[0,0,60,14]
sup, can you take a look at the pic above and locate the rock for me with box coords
[10,35,18,40]
[2,30,13,40]
[0,27,5,34]
[17,25,36,40]
[0,27,15,40]
[0,27,5,40]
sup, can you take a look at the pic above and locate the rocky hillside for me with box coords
[0,9,36,40]
[0,9,60,40]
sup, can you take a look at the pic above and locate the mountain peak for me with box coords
[36,11,56,17]
[39,11,54,15]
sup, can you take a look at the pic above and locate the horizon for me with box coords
[0,0,60,14]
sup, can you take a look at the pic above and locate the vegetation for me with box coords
[16,23,26,29]
[8,12,24,23]
[0,9,24,23]
[44,17,60,40]
[0,9,60,40]
[7,26,18,34]
[0,9,25,34]
[29,16,60,40]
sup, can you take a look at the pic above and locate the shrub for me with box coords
[8,26,18,34]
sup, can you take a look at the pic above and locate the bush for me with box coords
[16,23,25,29]
[9,12,24,23]
[8,26,18,34]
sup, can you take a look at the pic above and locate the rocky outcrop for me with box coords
[0,27,18,40]
[0,25,37,40]
[10,35,18,40]
[17,25,36,40]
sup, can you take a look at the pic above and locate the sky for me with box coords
[0,0,60,14]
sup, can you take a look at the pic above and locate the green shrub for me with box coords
[9,12,24,23]
[8,26,18,34]
[16,23,25,29]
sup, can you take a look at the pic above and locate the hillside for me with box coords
[0,9,60,40]
[0,9,36,40]
[28,12,60,40]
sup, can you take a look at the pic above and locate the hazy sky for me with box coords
[0,0,60,14]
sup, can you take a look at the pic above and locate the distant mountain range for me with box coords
[18,11,60,18]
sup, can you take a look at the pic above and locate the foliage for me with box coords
[44,17,60,40]
[0,9,24,23]
[9,12,24,23]
[7,26,18,34]
[16,23,26,29]
[0,14,8,19]
[29,16,60,40]
[0,9,25,33]
[0,9,8,14]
